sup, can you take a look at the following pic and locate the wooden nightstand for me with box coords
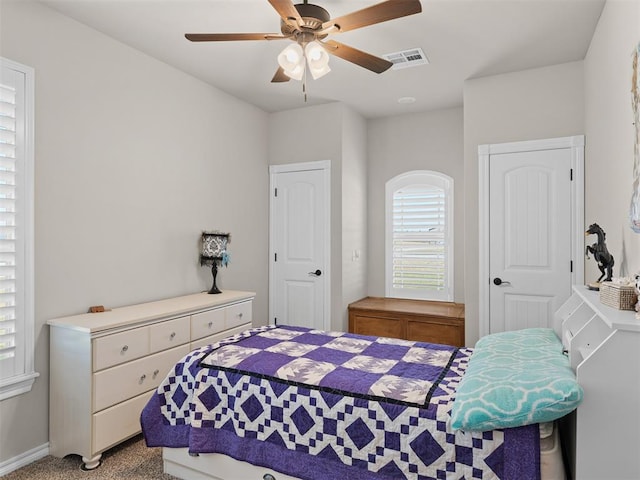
[348,297,465,347]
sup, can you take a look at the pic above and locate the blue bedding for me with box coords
[450,328,583,431]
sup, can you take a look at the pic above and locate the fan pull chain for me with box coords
[302,64,308,103]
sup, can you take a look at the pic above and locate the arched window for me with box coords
[385,171,453,302]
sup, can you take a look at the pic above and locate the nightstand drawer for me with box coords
[93,326,149,371]
[149,316,190,353]
[225,301,252,329]
[191,307,225,340]
[93,344,189,412]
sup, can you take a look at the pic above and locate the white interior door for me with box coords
[269,161,330,330]
[479,136,584,337]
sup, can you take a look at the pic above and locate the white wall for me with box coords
[367,108,465,302]
[0,0,269,464]
[341,108,368,323]
[268,103,369,331]
[584,0,640,280]
[463,62,585,345]
[268,103,344,330]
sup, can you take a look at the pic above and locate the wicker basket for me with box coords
[599,282,638,310]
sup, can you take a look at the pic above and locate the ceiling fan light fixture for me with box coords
[309,63,331,80]
[305,41,328,64]
[278,43,304,71]
[185,0,424,89]
[305,41,331,79]
[284,63,305,81]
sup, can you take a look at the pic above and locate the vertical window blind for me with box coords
[392,185,446,292]
[0,81,18,369]
[0,57,35,399]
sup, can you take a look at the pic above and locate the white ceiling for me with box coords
[40,0,606,118]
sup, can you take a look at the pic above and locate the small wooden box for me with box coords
[599,282,638,310]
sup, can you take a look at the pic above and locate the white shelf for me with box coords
[571,285,640,331]
[560,285,640,479]
[577,346,593,362]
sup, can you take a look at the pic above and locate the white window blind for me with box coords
[0,81,18,367]
[386,171,453,302]
[0,57,36,400]
[392,185,446,291]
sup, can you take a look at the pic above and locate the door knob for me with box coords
[308,269,322,276]
[493,277,511,286]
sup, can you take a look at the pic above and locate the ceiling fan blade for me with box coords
[323,40,393,74]
[268,0,303,25]
[271,67,291,83]
[185,33,288,42]
[322,0,422,33]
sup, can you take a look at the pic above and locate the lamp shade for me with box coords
[305,41,331,80]
[201,231,229,260]
[278,43,305,81]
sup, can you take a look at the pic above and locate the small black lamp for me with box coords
[200,231,230,294]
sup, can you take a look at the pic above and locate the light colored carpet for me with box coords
[2,435,178,480]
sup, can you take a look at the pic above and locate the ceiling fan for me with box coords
[185,0,422,83]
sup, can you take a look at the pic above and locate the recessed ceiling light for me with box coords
[397,96,416,104]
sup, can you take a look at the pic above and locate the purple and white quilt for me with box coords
[141,325,540,480]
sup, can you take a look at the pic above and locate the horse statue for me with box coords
[585,223,615,285]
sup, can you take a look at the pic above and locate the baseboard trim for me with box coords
[0,442,49,476]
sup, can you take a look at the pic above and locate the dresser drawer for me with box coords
[149,316,190,353]
[93,344,189,412]
[93,391,153,454]
[93,326,149,371]
[191,307,226,340]
[190,324,250,351]
[225,301,252,329]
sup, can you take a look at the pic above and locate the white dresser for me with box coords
[555,285,640,480]
[48,290,255,469]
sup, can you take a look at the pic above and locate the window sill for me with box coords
[0,372,40,401]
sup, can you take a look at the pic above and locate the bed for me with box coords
[141,325,582,480]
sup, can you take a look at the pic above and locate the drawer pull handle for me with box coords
[208,321,213,328]
[170,332,176,339]
[238,313,243,318]
[121,345,129,353]
[153,369,160,378]
[139,374,146,383]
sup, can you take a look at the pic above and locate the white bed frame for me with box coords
[163,422,566,480]
[163,447,300,480]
